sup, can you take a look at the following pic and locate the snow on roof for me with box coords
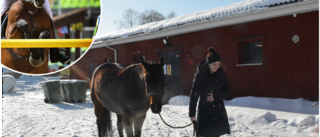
[94,0,312,42]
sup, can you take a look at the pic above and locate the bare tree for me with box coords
[114,9,139,29]
[167,11,177,19]
[139,10,165,25]
[115,9,177,29]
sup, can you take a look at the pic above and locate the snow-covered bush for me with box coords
[3,75,16,93]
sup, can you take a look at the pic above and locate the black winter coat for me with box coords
[189,60,230,137]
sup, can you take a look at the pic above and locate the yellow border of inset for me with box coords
[1,39,93,48]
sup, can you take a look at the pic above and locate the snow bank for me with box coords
[250,112,277,125]
[43,77,60,81]
[2,75,16,93]
[299,116,316,127]
[225,96,318,114]
[59,79,87,84]
[17,75,46,85]
[168,96,318,115]
[168,95,190,106]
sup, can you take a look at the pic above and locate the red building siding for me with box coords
[70,47,114,83]
[71,11,318,101]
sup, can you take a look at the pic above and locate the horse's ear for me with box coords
[140,57,148,70]
[160,58,164,67]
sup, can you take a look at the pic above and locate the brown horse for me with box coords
[1,0,53,74]
[91,57,165,137]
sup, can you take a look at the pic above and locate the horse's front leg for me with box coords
[39,30,50,39]
[16,19,31,39]
[123,117,134,137]
[134,114,146,137]
[28,48,45,67]
[117,115,124,137]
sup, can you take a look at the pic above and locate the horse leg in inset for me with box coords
[39,30,70,64]
[39,30,50,39]
[30,31,47,63]
[16,19,32,39]
[123,117,134,137]
[133,114,146,137]
[117,114,124,137]
[41,29,71,64]
[28,48,44,67]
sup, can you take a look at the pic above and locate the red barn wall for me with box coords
[72,11,318,101]
[70,47,114,84]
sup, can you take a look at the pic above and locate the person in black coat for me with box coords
[189,47,230,137]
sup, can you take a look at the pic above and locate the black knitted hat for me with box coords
[206,47,221,64]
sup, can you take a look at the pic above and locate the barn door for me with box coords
[159,50,182,103]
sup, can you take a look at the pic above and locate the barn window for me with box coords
[238,41,263,66]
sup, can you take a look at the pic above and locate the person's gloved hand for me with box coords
[207,92,214,102]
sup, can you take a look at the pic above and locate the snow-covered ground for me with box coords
[2,75,319,137]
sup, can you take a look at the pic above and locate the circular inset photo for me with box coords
[1,0,100,75]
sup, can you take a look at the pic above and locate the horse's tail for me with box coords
[99,107,112,137]
[90,65,113,137]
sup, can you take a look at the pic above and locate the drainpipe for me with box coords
[105,41,117,63]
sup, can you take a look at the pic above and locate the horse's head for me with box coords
[22,0,45,8]
[140,57,165,114]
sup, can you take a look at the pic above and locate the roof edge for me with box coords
[92,0,318,49]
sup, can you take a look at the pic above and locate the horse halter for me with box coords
[148,92,163,99]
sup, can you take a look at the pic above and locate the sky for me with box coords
[97,0,244,35]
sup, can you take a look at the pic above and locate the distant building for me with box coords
[50,0,100,39]
[71,0,319,101]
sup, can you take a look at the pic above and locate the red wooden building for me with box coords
[70,0,319,102]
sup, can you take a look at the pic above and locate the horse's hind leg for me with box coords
[117,114,124,137]
[16,19,31,39]
[123,117,134,137]
[134,114,146,137]
[93,103,112,137]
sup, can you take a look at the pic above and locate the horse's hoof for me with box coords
[70,99,76,103]
[44,98,49,103]
[39,31,50,39]
[17,19,32,38]
[76,99,82,103]
[29,49,41,60]
[29,55,43,67]
[16,19,29,31]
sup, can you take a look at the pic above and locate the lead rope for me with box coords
[158,113,197,136]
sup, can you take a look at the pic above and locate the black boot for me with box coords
[50,48,71,64]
